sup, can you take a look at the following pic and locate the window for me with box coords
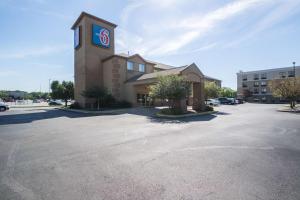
[261,73,267,79]
[127,61,133,71]
[254,82,259,87]
[242,83,247,88]
[261,81,267,86]
[279,72,286,78]
[288,71,295,77]
[254,74,259,80]
[242,75,247,81]
[139,64,145,72]
[262,96,267,102]
[254,88,259,94]
[261,87,267,93]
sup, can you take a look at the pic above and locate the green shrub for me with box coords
[205,106,214,111]
[70,102,81,109]
[160,108,184,115]
[113,100,132,108]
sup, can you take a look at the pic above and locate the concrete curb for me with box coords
[156,111,218,118]
[277,109,300,113]
[57,107,131,115]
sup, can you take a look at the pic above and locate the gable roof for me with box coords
[71,12,117,30]
[102,53,156,64]
[204,75,221,81]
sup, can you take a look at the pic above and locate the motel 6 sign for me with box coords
[92,24,110,48]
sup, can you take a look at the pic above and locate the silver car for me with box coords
[0,102,10,111]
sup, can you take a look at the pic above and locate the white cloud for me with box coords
[0,45,69,59]
[224,0,300,48]
[117,0,300,57]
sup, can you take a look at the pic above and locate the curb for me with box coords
[277,109,300,113]
[57,107,130,115]
[155,111,218,118]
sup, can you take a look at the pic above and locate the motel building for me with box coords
[72,12,219,110]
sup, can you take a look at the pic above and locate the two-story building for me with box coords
[72,12,220,110]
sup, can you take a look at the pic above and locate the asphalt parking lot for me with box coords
[0,104,300,200]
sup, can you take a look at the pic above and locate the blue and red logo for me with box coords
[92,24,110,48]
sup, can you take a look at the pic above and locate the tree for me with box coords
[149,75,190,109]
[0,91,8,100]
[51,80,74,106]
[204,81,220,100]
[219,87,237,98]
[269,77,300,109]
[81,86,108,110]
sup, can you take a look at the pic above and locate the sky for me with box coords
[1,0,300,92]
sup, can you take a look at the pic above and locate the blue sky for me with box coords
[1,0,300,92]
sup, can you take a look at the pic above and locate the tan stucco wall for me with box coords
[74,14,116,108]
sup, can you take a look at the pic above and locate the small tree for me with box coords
[149,75,190,109]
[0,91,8,100]
[269,77,300,109]
[219,87,237,98]
[51,80,74,106]
[204,81,220,100]
[81,86,108,110]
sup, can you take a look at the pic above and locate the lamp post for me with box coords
[48,79,51,99]
[293,62,296,77]
[292,62,296,108]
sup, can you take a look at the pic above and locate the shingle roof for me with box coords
[127,65,189,83]
[152,62,174,70]
[204,75,221,81]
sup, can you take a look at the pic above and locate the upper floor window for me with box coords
[254,74,259,80]
[261,81,267,86]
[279,72,286,78]
[254,88,259,94]
[139,64,145,72]
[242,75,247,81]
[242,83,247,88]
[254,82,259,87]
[261,73,267,79]
[261,87,267,93]
[288,71,295,77]
[127,61,134,71]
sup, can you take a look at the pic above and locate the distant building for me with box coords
[237,66,300,103]
[7,90,26,99]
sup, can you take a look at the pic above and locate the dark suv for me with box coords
[218,97,233,105]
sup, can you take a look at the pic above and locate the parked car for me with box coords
[48,100,63,106]
[235,98,244,104]
[33,99,42,103]
[227,98,236,105]
[205,99,220,106]
[218,97,231,104]
[0,102,10,111]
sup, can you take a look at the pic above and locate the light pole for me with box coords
[293,62,296,108]
[293,62,296,78]
[48,79,51,98]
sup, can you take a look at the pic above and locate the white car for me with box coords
[0,102,10,111]
[205,99,220,106]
